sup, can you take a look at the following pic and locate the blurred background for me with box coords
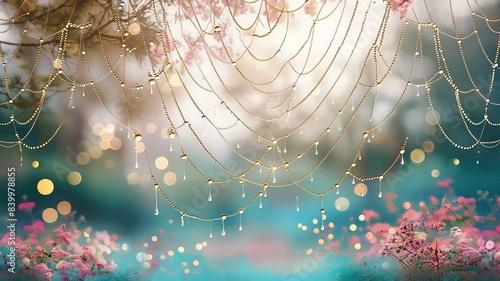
[1,0,500,280]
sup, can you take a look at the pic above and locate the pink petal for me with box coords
[362,210,380,222]
[437,179,452,188]
[18,202,35,210]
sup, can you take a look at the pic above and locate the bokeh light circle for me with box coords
[163,172,177,186]
[335,197,350,211]
[68,171,82,185]
[37,179,54,195]
[155,157,169,170]
[57,201,72,215]
[42,208,58,223]
[410,149,425,163]
[354,183,368,196]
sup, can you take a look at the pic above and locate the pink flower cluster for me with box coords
[379,212,500,279]
[389,0,415,19]
[1,205,119,281]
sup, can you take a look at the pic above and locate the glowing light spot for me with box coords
[329,222,334,228]
[146,123,157,133]
[109,138,122,150]
[67,171,82,185]
[32,161,40,168]
[122,244,129,251]
[195,243,203,250]
[425,110,440,125]
[163,172,177,186]
[349,224,357,231]
[37,179,54,195]
[327,234,334,240]
[297,223,303,228]
[366,232,374,239]
[313,228,319,234]
[453,158,460,165]
[143,243,148,248]
[42,208,58,223]
[143,262,150,269]
[128,22,141,35]
[354,183,368,196]
[101,130,114,141]
[105,124,115,133]
[127,172,140,185]
[155,157,169,170]
[99,140,110,150]
[167,250,174,256]
[57,201,71,215]
[312,219,318,225]
[335,197,350,211]
[184,269,190,275]
[358,214,365,221]
[136,142,146,153]
[403,202,412,209]
[301,226,307,231]
[178,246,185,253]
[354,243,361,250]
[410,149,425,163]
[202,242,207,247]
[431,169,440,178]
[193,260,199,266]
[77,152,90,165]
[92,123,105,135]
[318,239,324,245]
[160,255,166,260]
[423,141,435,153]
[305,248,313,255]
[152,236,158,242]
[147,254,153,260]
[89,146,102,159]
[388,228,396,235]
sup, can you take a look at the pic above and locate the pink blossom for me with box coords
[16,244,34,260]
[0,232,23,245]
[485,240,495,250]
[54,224,73,245]
[389,0,415,19]
[50,248,70,261]
[348,236,360,246]
[80,246,96,261]
[457,196,476,205]
[18,202,35,210]
[362,210,380,222]
[44,239,55,247]
[56,260,73,271]
[24,220,45,233]
[437,179,452,188]
[34,263,53,281]
[95,231,111,246]
[34,246,46,258]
